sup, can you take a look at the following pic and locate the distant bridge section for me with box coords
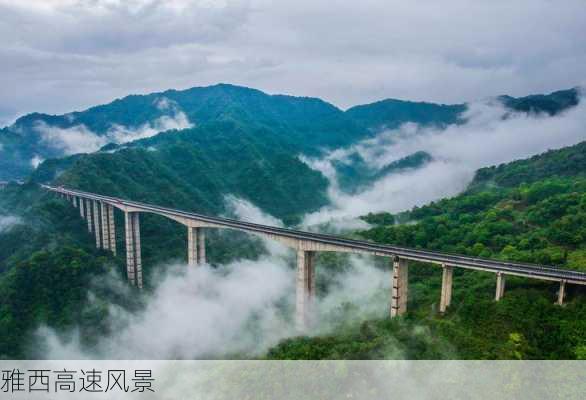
[43,185,586,329]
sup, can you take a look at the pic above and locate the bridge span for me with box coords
[43,185,586,329]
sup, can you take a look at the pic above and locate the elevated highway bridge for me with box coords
[43,185,586,329]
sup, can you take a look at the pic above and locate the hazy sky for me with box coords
[1,0,585,125]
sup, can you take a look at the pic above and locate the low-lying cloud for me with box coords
[35,121,109,155]
[0,215,22,232]
[33,97,193,155]
[44,259,294,359]
[224,195,283,228]
[302,96,586,226]
[107,97,193,144]
[224,195,289,256]
[30,154,43,168]
[36,251,390,359]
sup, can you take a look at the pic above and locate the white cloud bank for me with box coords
[0,215,22,232]
[33,97,193,155]
[30,154,43,168]
[35,121,108,155]
[223,195,290,256]
[302,97,586,226]
[225,195,283,228]
[38,253,389,359]
[107,97,193,144]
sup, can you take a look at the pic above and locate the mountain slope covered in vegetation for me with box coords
[268,141,586,360]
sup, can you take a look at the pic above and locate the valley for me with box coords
[0,84,585,360]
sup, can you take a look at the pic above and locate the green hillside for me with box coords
[268,141,586,360]
[498,88,580,116]
[33,120,330,223]
[346,99,465,131]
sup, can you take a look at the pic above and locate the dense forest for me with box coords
[267,141,586,360]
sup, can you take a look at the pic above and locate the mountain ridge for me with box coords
[0,84,581,182]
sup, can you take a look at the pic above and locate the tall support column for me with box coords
[557,280,566,306]
[86,199,93,233]
[296,250,316,330]
[72,196,77,208]
[108,205,116,256]
[187,226,199,266]
[495,272,506,301]
[124,212,136,287]
[79,198,85,219]
[100,202,110,250]
[390,257,409,317]
[439,264,453,313]
[93,200,101,248]
[197,228,206,265]
[133,213,143,289]
[124,212,143,289]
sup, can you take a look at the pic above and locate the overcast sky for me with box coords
[1,0,585,125]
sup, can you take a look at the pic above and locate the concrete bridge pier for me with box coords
[390,256,408,317]
[124,212,143,289]
[557,280,566,306]
[93,200,101,248]
[86,199,93,233]
[198,228,206,264]
[72,196,77,207]
[108,205,116,256]
[495,272,506,301]
[296,249,316,330]
[439,264,453,313]
[187,227,206,266]
[187,227,197,266]
[79,197,85,218]
[100,202,110,251]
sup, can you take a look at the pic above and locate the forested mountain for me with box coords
[267,141,586,360]
[0,84,364,181]
[1,85,580,181]
[345,87,580,132]
[498,88,580,116]
[470,140,586,189]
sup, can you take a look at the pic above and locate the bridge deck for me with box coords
[43,185,586,285]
